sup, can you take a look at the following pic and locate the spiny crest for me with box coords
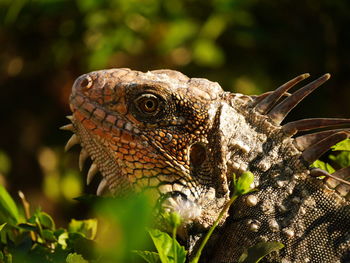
[251,73,350,194]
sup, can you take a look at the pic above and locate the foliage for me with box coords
[0,185,19,225]
[134,171,282,263]
[133,211,186,263]
[329,139,350,168]
[0,186,98,263]
[238,241,284,263]
[311,160,335,173]
[0,171,285,263]
[313,139,350,169]
[0,187,155,263]
[331,139,350,152]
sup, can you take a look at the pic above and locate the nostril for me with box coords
[80,75,93,89]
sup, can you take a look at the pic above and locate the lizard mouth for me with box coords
[61,114,125,196]
[63,81,158,196]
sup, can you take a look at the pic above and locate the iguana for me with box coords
[62,68,350,262]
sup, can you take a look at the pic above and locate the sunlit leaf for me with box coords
[311,160,335,173]
[331,139,350,151]
[57,231,69,249]
[0,223,6,232]
[42,229,57,242]
[68,219,97,240]
[329,152,350,168]
[66,253,89,263]
[0,185,19,225]
[133,250,161,263]
[148,228,187,263]
[36,211,55,230]
[162,212,182,230]
[234,171,255,195]
[148,229,172,263]
[238,241,284,263]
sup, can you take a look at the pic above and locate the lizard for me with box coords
[62,68,350,262]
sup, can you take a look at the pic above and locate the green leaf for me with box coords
[67,233,96,260]
[329,151,350,168]
[36,211,55,230]
[235,171,255,195]
[17,222,37,232]
[238,241,284,263]
[133,250,161,263]
[68,219,97,240]
[311,160,335,173]
[94,193,153,262]
[148,229,172,263]
[66,253,89,263]
[162,212,182,230]
[148,228,187,263]
[331,139,350,151]
[0,185,19,225]
[0,223,7,232]
[57,231,69,249]
[42,229,57,242]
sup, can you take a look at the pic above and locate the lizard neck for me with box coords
[217,93,309,189]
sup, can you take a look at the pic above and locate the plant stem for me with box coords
[173,225,178,263]
[18,190,36,241]
[190,194,238,263]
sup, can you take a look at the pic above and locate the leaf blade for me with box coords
[0,185,19,225]
[133,250,161,263]
[238,241,284,263]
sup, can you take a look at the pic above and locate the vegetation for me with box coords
[0,171,286,263]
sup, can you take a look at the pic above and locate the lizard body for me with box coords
[64,68,350,262]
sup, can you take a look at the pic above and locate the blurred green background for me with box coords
[1,0,350,225]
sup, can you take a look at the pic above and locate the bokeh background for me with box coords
[1,0,350,224]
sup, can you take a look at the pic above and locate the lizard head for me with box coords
[66,68,231,230]
[64,68,350,235]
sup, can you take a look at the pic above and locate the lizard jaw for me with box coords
[62,116,229,231]
[61,116,112,195]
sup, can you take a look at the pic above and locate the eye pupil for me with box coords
[145,100,154,109]
[136,94,159,114]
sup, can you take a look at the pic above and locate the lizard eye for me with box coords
[135,94,160,114]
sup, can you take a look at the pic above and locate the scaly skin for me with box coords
[65,68,350,262]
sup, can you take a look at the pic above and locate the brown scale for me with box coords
[77,107,173,189]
